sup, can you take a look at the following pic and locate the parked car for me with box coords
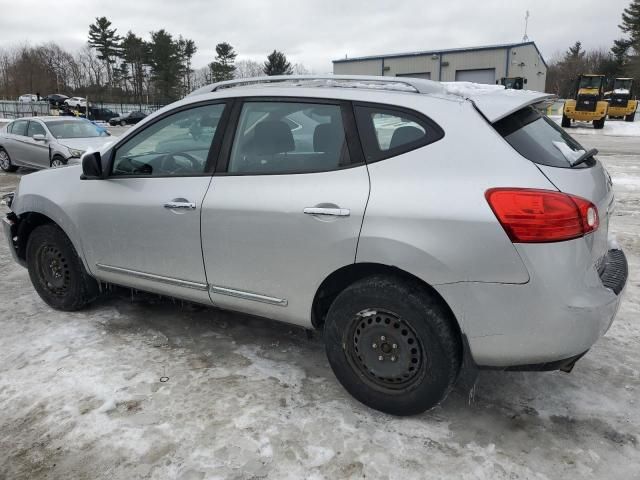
[0,116,113,170]
[108,110,147,126]
[2,75,627,415]
[46,94,69,107]
[64,97,87,109]
[18,94,39,102]
[88,107,118,123]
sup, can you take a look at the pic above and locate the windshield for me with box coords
[579,76,603,89]
[45,120,109,139]
[613,79,632,91]
[494,106,593,169]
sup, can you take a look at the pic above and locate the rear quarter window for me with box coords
[494,106,593,169]
[354,104,444,163]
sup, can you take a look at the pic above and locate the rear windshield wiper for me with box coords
[570,148,598,167]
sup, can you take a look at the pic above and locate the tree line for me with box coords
[0,16,307,105]
[546,0,640,97]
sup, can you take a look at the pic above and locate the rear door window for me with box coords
[227,101,351,174]
[11,120,28,136]
[494,106,592,169]
[354,105,444,163]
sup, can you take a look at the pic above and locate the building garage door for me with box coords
[455,68,496,84]
[396,72,431,79]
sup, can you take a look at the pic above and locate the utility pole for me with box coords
[522,10,530,42]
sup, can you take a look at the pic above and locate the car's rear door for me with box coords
[201,98,370,327]
[5,119,31,167]
[74,100,230,304]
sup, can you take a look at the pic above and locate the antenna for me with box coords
[522,10,530,42]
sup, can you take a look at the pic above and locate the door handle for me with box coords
[303,207,350,217]
[164,201,196,210]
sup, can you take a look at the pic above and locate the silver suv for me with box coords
[2,76,628,415]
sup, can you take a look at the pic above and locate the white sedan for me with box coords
[64,97,87,108]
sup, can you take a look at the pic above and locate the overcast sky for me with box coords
[0,0,632,72]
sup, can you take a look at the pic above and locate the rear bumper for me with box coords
[608,101,637,117]
[564,100,608,121]
[437,240,627,368]
[2,213,25,268]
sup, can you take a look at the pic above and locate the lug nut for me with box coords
[372,343,377,348]
[380,336,386,341]
[392,344,397,349]
[390,356,396,362]
[378,355,384,361]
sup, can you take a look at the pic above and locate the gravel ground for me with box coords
[0,129,638,479]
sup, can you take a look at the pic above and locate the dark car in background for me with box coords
[46,94,69,107]
[88,107,119,123]
[108,110,147,126]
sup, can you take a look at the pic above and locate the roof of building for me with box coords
[333,41,547,68]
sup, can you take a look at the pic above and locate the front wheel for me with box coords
[626,112,636,122]
[561,114,571,128]
[324,275,461,416]
[26,224,99,311]
[51,156,67,168]
[593,117,606,129]
[0,148,18,172]
[120,120,126,126]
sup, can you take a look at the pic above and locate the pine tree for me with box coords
[208,42,237,83]
[122,31,149,105]
[620,0,640,45]
[88,17,122,91]
[263,50,293,76]
[148,29,181,102]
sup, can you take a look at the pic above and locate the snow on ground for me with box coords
[0,131,639,479]
[551,115,640,137]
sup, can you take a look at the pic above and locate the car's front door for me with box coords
[75,101,229,303]
[201,99,370,326]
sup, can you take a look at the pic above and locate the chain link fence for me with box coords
[0,101,50,119]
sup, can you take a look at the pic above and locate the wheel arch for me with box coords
[311,262,463,339]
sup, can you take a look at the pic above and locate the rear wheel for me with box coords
[120,120,126,126]
[625,112,636,122]
[26,224,99,311]
[324,275,461,416]
[561,114,571,128]
[593,117,606,129]
[0,148,18,172]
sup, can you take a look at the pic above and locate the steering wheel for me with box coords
[159,152,201,174]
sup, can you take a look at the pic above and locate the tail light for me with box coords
[485,188,599,243]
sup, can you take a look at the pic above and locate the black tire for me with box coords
[324,275,461,416]
[593,117,606,129]
[120,120,126,126]
[0,147,18,172]
[625,112,636,122]
[50,156,67,168]
[26,224,99,311]
[561,114,571,128]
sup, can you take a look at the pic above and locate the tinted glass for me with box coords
[354,105,442,163]
[11,120,28,136]
[27,121,46,137]
[494,107,592,169]
[112,103,224,176]
[371,112,426,151]
[45,120,109,139]
[228,102,349,174]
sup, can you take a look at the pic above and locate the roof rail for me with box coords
[187,75,446,97]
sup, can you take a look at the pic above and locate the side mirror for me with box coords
[33,133,46,142]
[81,151,103,180]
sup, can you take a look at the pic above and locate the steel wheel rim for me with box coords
[346,309,426,391]
[0,151,9,170]
[36,244,71,296]
[51,159,64,168]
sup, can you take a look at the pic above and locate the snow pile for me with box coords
[613,89,630,94]
[442,81,505,97]
[550,115,640,136]
[552,141,585,164]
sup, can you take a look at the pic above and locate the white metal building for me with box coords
[333,42,548,92]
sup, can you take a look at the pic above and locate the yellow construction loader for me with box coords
[605,78,637,122]
[562,74,609,129]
